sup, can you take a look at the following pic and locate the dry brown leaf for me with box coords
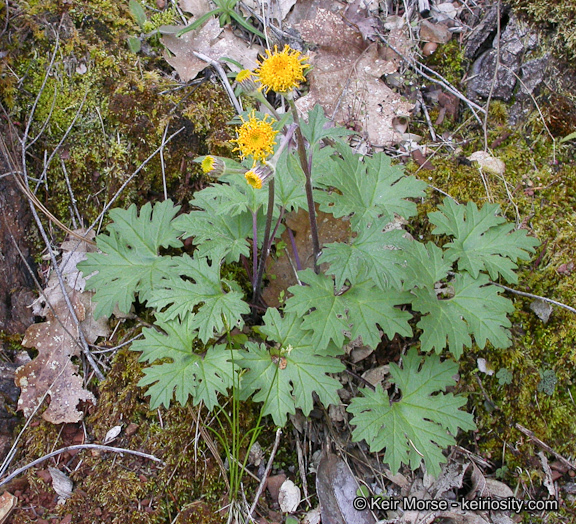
[0,491,16,524]
[179,0,210,17]
[17,291,96,424]
[162,18,261,81]
[16,231,108,424]
[262,207,350,307]
[278,479,301,513]
[316,451,377,524]
[48,467,73,504]
[294,9,413,147]
[242,0,297,22]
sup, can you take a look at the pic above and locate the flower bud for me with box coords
[244,163,274,189]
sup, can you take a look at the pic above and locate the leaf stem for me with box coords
[251,210,258,290]
[288,98,320,273]
[286,227,302,271]
[253,179,274,305]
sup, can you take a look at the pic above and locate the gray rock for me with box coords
[467,14,539,101]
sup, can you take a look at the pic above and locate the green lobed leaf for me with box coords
[412,272,514,357]
[148,256,250,343]
[285,270,412,350]
[260,308,344,357]
[344,280,412,347]
[238,341,344,426]
[348,349,476,477]
[429,199,539,283]
[173,197,266,264]
[78,200,182,319]
[274,150,308,212]
[319,217,409,290]
[315,145,426,230]
[402,241,453,290]
[285,270,349,348]
[299,104,355,146]
[133,313,236,410]
[191,183,252,216]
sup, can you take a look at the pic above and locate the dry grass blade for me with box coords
[0,108,95,245]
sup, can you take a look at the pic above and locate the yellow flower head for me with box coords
[232,111,278,162]
[200,155,226,177]
[236,69,259,95]
[245,164,274,189]
[255,45,309,94]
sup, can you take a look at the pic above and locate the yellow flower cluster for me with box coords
[231,46,309,188]
[255,45,309,94]
[231,111,278,163]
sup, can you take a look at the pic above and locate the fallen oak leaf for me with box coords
[294,9,413,147]
[161,17,260,82]
[16,231,106,424]
[16,289,96,424]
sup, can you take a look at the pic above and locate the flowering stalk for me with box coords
[252,210,258,288]
[253,125,296,304]
[288,98,320,273]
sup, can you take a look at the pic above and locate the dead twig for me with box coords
[515,424,576,472]
[0,444,164,487]
[245,428,282,524]
[377,32,486,124]
[491,282,576,315]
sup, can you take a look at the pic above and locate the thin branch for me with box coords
[245,428,282,523]
[377,31,486,124]
[0,444,164,487]
[160,120,170,200]
[289,99,320,273]
[515,424,576,471]
[192,51,242,115]
[26,202,105,380]
[492,282,576,314]
[60,157,82,226]
[253,179,274,303]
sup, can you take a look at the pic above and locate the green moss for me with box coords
[423,39,465,88]
[1,0,237,253]
[511,0,576,62]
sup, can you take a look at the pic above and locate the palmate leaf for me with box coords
[133,313,235,410]
[319,217,409,290]
[191,183,252,216]
[285,270,412,350]
[173,197,266,264]
[260,308,344,357]
[237,341,344,426]
[315,144,426,230]
[348,349,476,477]
[344,281,412,347]
[274,150,308,212]
[412,272,514,357]
[429,199,539,283]
[402,241,515,357]
[299,104,355,146]
[78,200,182,319]
[284,270,348,348]
[148,256,250,343]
